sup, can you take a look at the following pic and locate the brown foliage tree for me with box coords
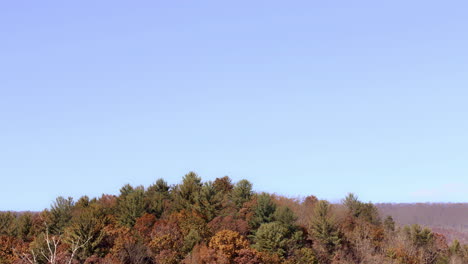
[208,230,249,260]
[0,235,24,264]
[208,215,249,236]
[148,219,184,263]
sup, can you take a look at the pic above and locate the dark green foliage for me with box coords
[75,195,91,208]
[404,224,434,247]
[231,179,253,208]
[358,202,381,225]
[253,222,289,256]
[194,181,223,221]
[309,200,341,254]
[249,193,277,230]
[343,193,360,215]
[119,184,135,197]
[172,171,202,210]
[0,212,16,236]
[149,178,170,193]
[286,229,306,251]
[117,186,146,227]
[16,212,34,240]
[273,206,297,231]
[66,206,107,260]
[343,193,381,225]
[48,196,74,234]
[145,178,170,217]
[254,205,304,257]
[182,229,202,253]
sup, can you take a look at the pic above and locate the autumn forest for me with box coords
[1,172,467,264]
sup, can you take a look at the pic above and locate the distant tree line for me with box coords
[377,203,468,244]
[0,172,467,264]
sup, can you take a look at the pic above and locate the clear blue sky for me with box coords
[1,1,467,211]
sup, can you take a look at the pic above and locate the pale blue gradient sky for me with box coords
[1,1,468,211]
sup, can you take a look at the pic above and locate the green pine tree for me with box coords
[309,200,341,254]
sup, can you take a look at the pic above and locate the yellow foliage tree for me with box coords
[208,230,249,259]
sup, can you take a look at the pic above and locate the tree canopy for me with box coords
[1,173,466,264]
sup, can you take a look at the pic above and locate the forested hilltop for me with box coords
[1,172,467,264]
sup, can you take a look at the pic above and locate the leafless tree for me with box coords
[16,223,91,264]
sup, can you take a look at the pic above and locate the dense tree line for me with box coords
[0,172,467,264]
